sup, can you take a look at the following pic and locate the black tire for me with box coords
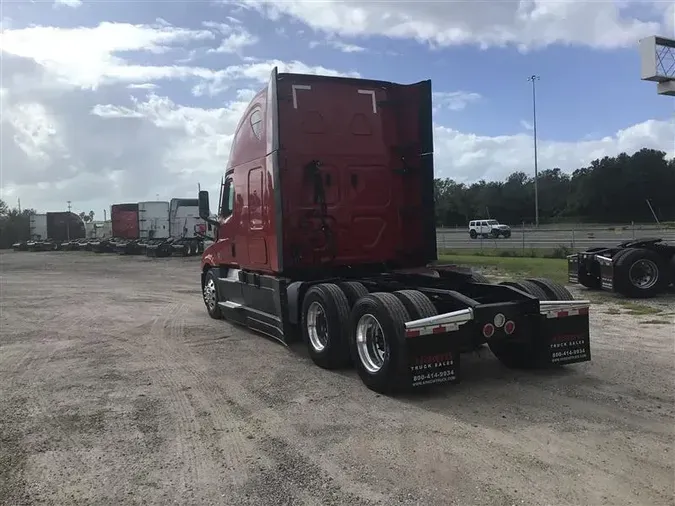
[499,280,549,300]
[470,230,477,239]
[525,278,574,301]
[611,248,635,262]
[348,292,411,394]
[392,290,437,320]
[202,269,223,320]
[337,281,369,307]
[613,248,667,298]
[301,283,351,369]
[470,272,491,284]
[503,231,511,239]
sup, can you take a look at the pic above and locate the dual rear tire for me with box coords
[301,283,438,394]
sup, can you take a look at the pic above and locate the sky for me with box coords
[0,0,674,218]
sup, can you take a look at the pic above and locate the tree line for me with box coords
[435,148,675,227]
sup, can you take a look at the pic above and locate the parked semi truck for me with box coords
[194,68,591,393]
[568,238,675,298]
[145,198,206,257]
[77,200,205,255]
[16,212,87,251]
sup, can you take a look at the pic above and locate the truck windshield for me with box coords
[487,220,499,225]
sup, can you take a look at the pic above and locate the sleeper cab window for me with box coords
[250,109,262,140]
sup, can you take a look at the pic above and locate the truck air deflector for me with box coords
[404,308,474,337]
[266,67,280,155]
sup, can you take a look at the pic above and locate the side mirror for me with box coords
[198,190,210,220]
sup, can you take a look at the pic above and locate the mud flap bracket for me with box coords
[403,309,473,387]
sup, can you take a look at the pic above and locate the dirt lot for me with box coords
[1,251,673,506]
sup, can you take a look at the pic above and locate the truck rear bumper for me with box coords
[402,299,591,388]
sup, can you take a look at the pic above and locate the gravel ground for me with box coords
[1,251,673,506]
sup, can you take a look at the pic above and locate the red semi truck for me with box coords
[198,68,592,394]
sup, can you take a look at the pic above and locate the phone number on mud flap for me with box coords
[551,349,588,363]
[412,370,456,385]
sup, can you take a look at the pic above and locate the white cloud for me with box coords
[210,31,259,53]
[127,83,159,90]
[0,22,358,98]
[238,0,664,50]
[54,0,82,8]
[520,120,534,131]
[0,21,216,89]
[433,91,482,112]
[433,119,675,183]
[310,38,367,53]
[203,21,259,54]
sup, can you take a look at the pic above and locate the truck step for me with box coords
[218,301,243,310]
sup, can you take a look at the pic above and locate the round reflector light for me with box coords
[482,323,495,338]
[504,320,516,335]
[493,313,506,328]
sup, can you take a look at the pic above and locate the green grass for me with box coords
[438,246,575,259]
[437,253,568,284]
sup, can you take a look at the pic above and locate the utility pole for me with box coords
[527,75,540,228]
[66,201,72,240]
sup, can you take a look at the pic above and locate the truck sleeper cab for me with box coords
[199,68,592,394]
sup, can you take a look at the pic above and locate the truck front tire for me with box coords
[301,283,352,370]
[203,269,223,320]
[348,292,411,394]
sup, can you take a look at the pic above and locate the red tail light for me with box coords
[504,320,516,335]
[482,323,495,338]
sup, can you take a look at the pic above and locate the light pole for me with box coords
[66,200,72,240]
[527,74,540,228]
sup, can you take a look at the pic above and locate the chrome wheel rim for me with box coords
[203,278,217,311]
[628,259,658,289]
[355,314,387,373]
[306,301,329,352]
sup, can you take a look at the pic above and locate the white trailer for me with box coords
[170,199,203,239]
[29,214,48,240]
[85,221,113,239]
[139,201,170,239]
[145,198,205,257]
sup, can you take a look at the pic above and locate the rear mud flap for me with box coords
[567,254,579,284]
[406,333,462,388]
[595,255,614,291]
[538,305,591,366]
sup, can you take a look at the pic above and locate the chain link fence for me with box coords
[436,223,675,255]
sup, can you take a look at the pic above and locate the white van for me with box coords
[468,219,511,239]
